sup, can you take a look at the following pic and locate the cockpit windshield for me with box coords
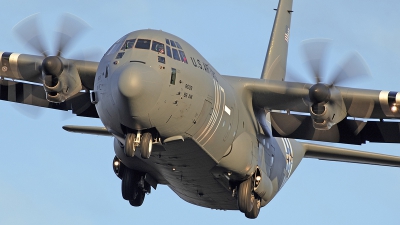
[121,39,136,50]
[109,36,188,65]
[135,39,151,49]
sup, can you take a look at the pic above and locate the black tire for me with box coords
[140,133,153,159]
[237,178,254,213]
[245,197,261,219]
[121,168,137,200]
[129,189,145,207]
[124,133,136,157]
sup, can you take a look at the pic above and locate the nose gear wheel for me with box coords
[140,132,153,159]
[124,133,136,157]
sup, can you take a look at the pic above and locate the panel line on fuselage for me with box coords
[203,85,225,146]
[197,79,225,146]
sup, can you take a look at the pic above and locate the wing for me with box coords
[302,142,400,167]
[223,75,400,144]
[0,52,99,118]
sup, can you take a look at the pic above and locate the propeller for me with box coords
[10,13,90,119]
[301,39,371,108]
[271,39,372,140]
[13,13,89,58]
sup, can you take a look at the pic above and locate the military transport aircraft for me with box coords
[1,0,400,220]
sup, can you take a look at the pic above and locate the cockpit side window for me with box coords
[170,40,177,47]
[121,39,136,50]
[166,46,172,58]
[172,48,181,61]
[105,35,127,55]
[166,39,170,45]
[178,50,187,63]
[175,41,182,49]
[135,39,151,49]
[151,41,165,54]
[106,41,123,55]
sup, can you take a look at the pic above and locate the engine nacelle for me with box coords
[309,87,347,130]
[42,56,82,103]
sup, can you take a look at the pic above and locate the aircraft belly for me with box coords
[150,138,237,209]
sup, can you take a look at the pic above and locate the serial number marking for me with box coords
[183,92,193,99]
[185,84,193,90]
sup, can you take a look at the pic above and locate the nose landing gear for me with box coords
[124,133,136,157]
[123,131,154,159]
[140,132,153,159]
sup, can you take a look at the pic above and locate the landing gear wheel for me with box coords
[124,133,136,157]
[237,178,254,213]
[129,189,145,207]
[121,168,138,200]
[140,133,153,159]
[245,197,261,219]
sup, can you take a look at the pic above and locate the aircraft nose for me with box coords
[114,63,162,118]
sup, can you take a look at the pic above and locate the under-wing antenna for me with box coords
[261,0,293,81]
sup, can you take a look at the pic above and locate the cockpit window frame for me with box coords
[175,41,182,49]
[151,41,165,54]
[178,50,187,63]
[135,39,152,50]
[170,40,177,47]
[166,46,172,58]
[105,35,127,56]
[172,48,181,61]
[121,39,136,50]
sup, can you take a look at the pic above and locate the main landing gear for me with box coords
[124,132,153,159]
[237,176,261,219]
[113,156,151,207]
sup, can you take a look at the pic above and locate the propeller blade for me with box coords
[55,13,90,57]
[329,52,371,86]
[271,112,340,142]
[13,14,48,57]
[11,103,44,119]
[302,39,331,83]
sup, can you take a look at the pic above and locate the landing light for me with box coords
[114,161,120,167]
[391,105,398,113]
[256,176,261,181]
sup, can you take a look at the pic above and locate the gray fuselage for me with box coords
[94,29,305,209]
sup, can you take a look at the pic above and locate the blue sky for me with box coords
[0,0,400,224]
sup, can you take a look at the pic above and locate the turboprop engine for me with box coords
[42,56,82,103]
[308,83,347,130]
